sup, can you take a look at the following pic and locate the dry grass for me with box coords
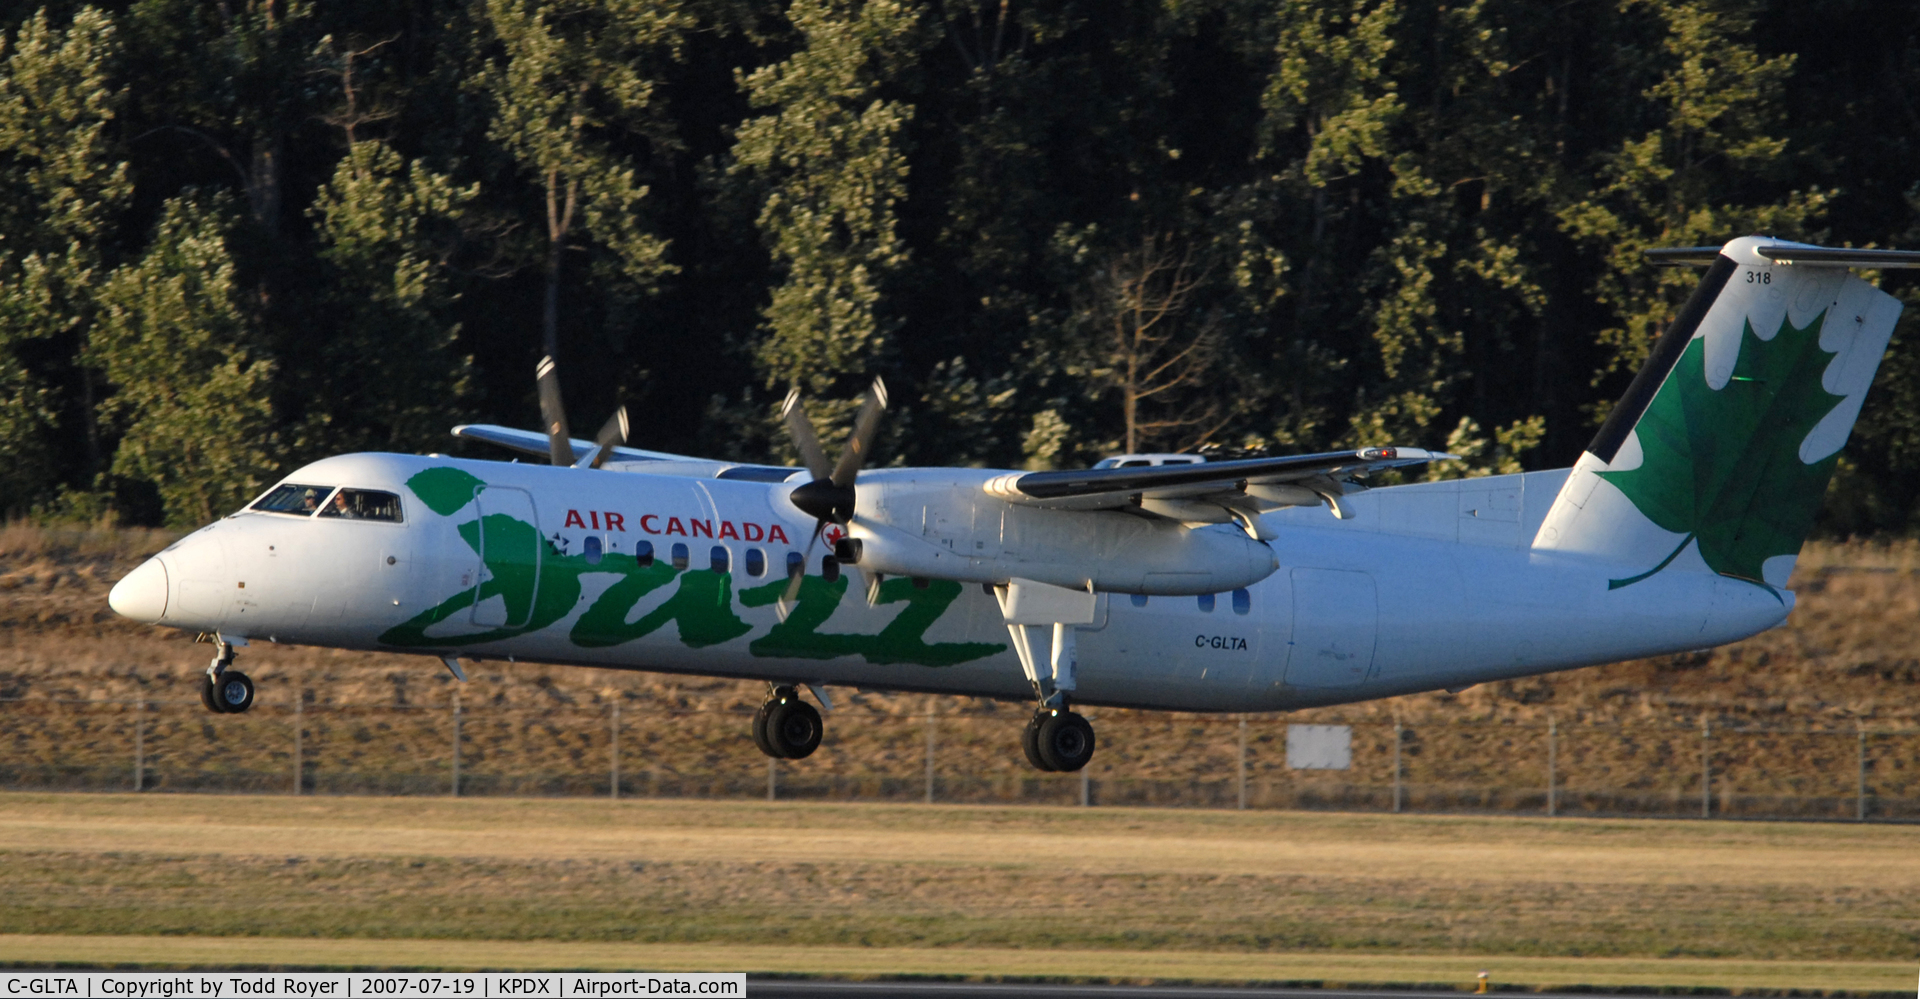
[4,792,1920,965]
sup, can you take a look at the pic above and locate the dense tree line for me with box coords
[2,0,1918,531]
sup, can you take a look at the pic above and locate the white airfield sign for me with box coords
[109,237,1913,773]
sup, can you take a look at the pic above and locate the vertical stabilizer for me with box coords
[1533,236,1903,589]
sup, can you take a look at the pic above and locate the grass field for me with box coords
[3,792,1919,990]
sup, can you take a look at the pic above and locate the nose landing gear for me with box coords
[752,685,822,759]
[198,637,255,714]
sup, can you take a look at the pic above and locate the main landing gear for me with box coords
[1024,704,1096,773]
[998,581,1099,773]
[752,684,822,759]
[198,636,255,714]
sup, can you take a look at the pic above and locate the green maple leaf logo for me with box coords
[1598,310,1845,590]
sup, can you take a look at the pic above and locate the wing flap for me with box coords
[985,447,1451,516]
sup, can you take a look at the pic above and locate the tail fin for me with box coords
[1533,236,1905,589]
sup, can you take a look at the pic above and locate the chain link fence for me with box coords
[4,695,1917,820]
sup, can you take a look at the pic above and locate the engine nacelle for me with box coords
[847,472,1279,594]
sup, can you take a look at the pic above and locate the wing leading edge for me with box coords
[452,423,705,465]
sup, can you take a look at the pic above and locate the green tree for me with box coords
[0,6,127,511]
[478,0,687,404]
[1559,0,1817,402]
[124,0,323,237]
[303,37,478,455]
[731,0,922,399]
[90,192,276,525]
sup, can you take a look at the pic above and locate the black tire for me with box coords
[1036,711,1095,772]
[199,674,226,714]
[751,700,779,759]
[1022,712,1054,771]
[213,670,255,714]
[765,699,822,759]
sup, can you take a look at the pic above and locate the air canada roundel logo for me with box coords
[823,523,846,546]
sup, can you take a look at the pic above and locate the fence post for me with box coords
[1236,714,1251,806]
[1392,721,1403,814]
[133,701,145,793]
[292,694,302,795]
[1856,724,1867,822]
[1700,717,1710,819]
[1080,765,1090,807]
[451,690,461,798]
[767,757,777,801]
[924,702,936,805]
[610,700,621,801]
[1546,715,1557,817]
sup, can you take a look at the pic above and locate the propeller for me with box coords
[779,377,888,608]
[536,353,629,469]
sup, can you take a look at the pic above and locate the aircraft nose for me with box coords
[109,557,169,623]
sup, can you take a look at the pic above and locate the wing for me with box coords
[983,447,1453,524]
[451,424,803,483]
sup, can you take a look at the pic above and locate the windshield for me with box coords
[317,488,404,522]
[250,483,335,516]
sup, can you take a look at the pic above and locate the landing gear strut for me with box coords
[997,582,1099,773]
[752,684,822,759]
[198,638,254,714]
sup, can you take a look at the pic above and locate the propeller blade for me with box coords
[778,518,828,613]
[830,376,888,489]
[589,406,628,469]
[781,387,834,483]
[535,355,572,467]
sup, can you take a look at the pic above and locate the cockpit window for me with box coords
[251,483,335,516]
[316,488,404,522]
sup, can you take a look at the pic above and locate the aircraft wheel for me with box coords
[212,670,255,714]
[1021,712,1055,772]
[765,699,822,759]
[751,699,780,759]
[199,674,227,714]
[1036,711,1095,773]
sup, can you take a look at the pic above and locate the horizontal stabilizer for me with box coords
[1648,243,1920,268]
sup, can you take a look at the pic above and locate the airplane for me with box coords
[106,235,1916,772]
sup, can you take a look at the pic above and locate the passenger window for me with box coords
[786,551,804,578]
[1119,459,1150,468]
[1232,588,1251,615]
[710,545,730,573]
[670,543,689,570]
[1197,593,1216,613]
[745,548,766,577]
[1130,593,1149,608]
[583,536,603,566]
[317,488,403,522]
[635,539,655,567]
[251,483,333,517]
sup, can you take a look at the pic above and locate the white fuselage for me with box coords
[123,452,1791,712]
